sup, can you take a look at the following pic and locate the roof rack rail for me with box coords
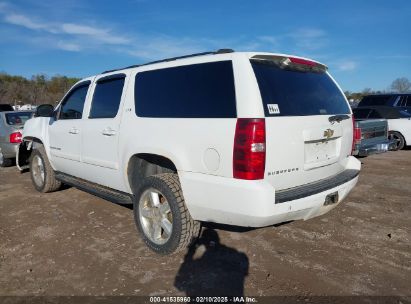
[101,48,234,74]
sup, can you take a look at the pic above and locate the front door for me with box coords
[48,82,91,173]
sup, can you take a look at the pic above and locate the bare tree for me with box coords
[391,77,411,93]
[362,88,373,95]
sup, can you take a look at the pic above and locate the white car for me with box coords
[18,50,361,254]
[388,118,411,150]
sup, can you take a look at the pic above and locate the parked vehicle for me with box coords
[387,118,411,150]
[357,94,411,113]
[18,50,361,254]
[0,111,33,167]
[0,104,14,112]
[353,107,411,150]
[351,118,394,157]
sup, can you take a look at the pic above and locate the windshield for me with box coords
[5,112,32,125]
[251,60,350,116]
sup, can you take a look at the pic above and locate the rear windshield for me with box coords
[251,60,350,116]
[358,95,396,107]
[5,112,32,125]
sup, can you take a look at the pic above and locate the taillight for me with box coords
[9,132,22,143]
[351,117,361,154]
[233,118,266,180]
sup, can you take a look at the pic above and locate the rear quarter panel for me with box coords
[388,118,411,145]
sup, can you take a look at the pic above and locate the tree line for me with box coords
[344,77,411,101]
[0,73,80,106]
[0,72,410,107]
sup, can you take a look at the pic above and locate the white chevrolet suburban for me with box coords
[18,49,361,254]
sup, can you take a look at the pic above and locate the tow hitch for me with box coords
[324,191,339,206]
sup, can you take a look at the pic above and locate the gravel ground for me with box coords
[0,151,410,298]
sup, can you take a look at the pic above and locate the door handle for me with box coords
[101,128,116,136]
[68,127,79,134]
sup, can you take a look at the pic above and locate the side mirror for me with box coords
[35,104,55,117]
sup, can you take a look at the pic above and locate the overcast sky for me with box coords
[0,0,410,92]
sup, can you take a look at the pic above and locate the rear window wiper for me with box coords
[328,114,350,123]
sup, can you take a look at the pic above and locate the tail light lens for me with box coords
[351,117,361,154]
[9,131,22,143]
[233,118,266,180]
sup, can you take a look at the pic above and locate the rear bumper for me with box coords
[180,156,361,227]
[0,142,18,158]
[354,140,395,157]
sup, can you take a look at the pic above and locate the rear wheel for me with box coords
[133,173,200,255]
[0,152,13,167]
[389,131,405,151]
[29,146,61,193]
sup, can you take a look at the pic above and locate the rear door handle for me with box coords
[101,128,116,136]
[68,127,79,134]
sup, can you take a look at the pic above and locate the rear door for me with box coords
[250,56,352,190]
[81,73,127,172]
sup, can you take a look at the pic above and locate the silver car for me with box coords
[0,111,33,167]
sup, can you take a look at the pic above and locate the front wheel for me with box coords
[389,131,405,151]
[29,146,61,193]
[133,173,200,255]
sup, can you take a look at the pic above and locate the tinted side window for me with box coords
[353,108,371,119]
[135,61,236,118]
[397,96,406,107]
[89,76,125,119]
[368,110,382,119]
[0,104,14,111]
[60,84,89,120]
[359,95,394,107]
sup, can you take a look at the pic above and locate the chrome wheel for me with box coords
[32,154,45,187]
[0,152,4,166]
[139,188,173,245]
[388,132,404,151]
[389,133,399,149]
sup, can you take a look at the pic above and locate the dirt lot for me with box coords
[0,151,410,297]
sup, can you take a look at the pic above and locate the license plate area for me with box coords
[304,138,340,170]
[305,138,338,164]
[324,191,339,206]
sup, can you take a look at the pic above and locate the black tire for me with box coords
[29,146,61,193]
[0,152,13,167]
[133,173,200,255]
[389,131,406,151]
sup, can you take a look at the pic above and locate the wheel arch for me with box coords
[17,137,45,170]
[127,153,178,194]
